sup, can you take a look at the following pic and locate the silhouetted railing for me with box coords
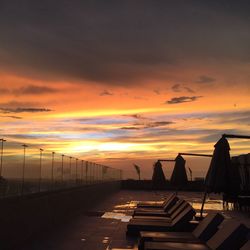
[0,138,122,198]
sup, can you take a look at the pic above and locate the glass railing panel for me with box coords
[0,138,122,198]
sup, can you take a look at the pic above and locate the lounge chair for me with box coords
[137,193,176,208]
[133,200,189,221]
[240,239,250,250]
[127,204,196,236]
[138,212,224,250]
[142,219,249,250]
[135,195,179,214]
[133,199,185,217]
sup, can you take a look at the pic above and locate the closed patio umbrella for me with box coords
[152,160,166,190]
[205,136,239,193]
[200,135,242,216]
[170,154,188,192]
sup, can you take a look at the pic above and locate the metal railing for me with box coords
[0,138,122,198]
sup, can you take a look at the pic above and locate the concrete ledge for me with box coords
[0,181,121,249]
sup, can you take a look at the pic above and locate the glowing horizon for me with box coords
[1,1,250,179]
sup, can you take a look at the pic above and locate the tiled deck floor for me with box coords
[21,190,250,250]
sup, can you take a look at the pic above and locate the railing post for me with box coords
[98,164,100,183]
[81,160,83,184]
[102,165,105,182]
[69,156,72,186]
[120,169,123,181]
[21,144,28,195]
[61,154,64,185]
[75,158,78,185]
[51,152,55,189]
[89,162,91,184]
[0,138,6,177]
[39,148,43,192]
[86,161,88,185]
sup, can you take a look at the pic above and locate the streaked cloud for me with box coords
[166,96,203,104]
[183,87,195,93]
[172,84,181,92]
[153,89,161,95]
[0,101,53,113]
[123,114,147,120]
[99,90,113,96]
[13,85,58,95]
[0,115,22,119]
[120,120,174,130]
[0,101,41,108]
[196,75,216,84]
[0,107,52,113]
[172,84,195,93]
[120,126,141,130]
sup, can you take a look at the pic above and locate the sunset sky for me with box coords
[0,1,250,179]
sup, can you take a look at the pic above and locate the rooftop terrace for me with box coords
[20,190,250,250]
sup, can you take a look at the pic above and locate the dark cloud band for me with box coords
[0,1,249,84]
[0,107,52,113]
[13,85,58,95]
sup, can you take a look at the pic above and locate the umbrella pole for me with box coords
[200,191,207,218]
[175,186,179,196]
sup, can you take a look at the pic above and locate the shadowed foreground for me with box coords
[20,190,250,250]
